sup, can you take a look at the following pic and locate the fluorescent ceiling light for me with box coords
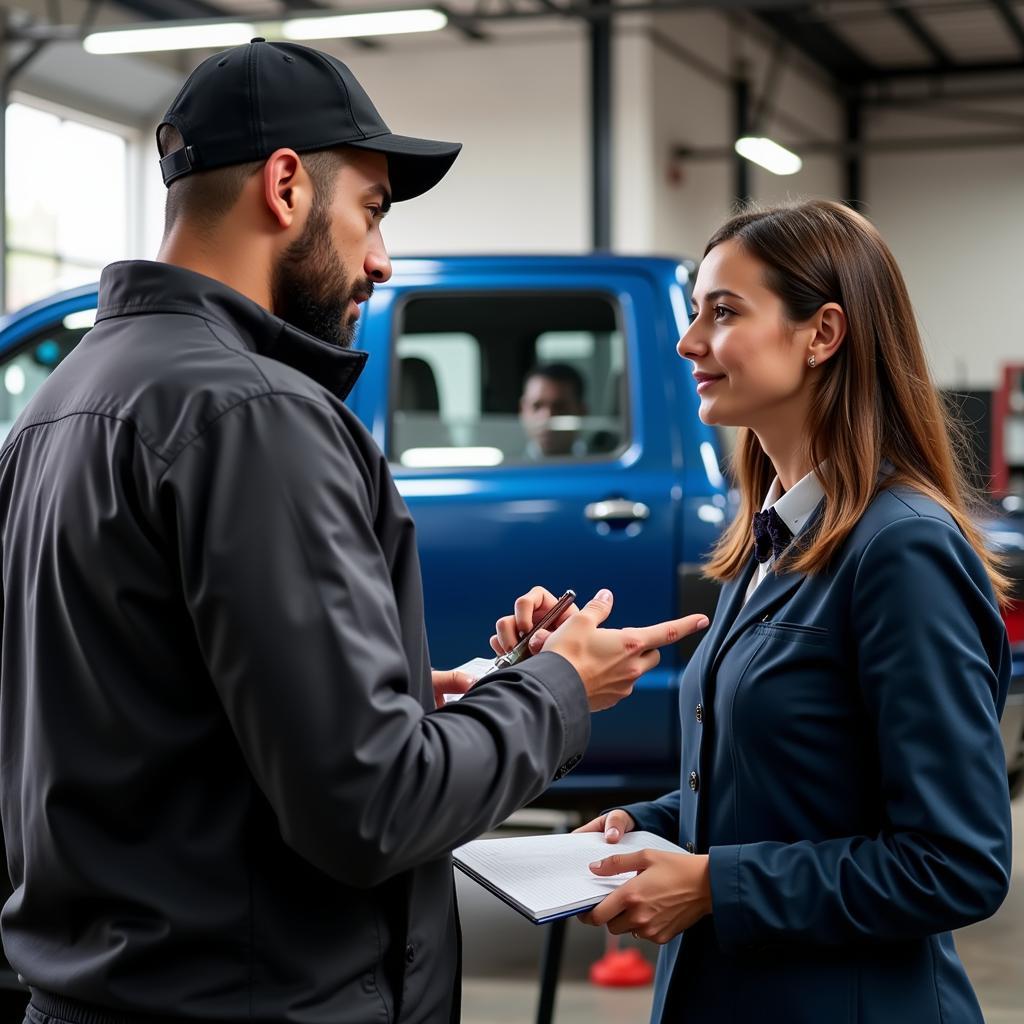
[734,136,802,176]
[283,10,448,41]
[84,23,256,54]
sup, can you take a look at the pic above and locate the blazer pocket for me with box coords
[755,621,831,647]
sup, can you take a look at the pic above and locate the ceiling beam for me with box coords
[886,2,953,68]
[113,0,226,17]
[675,130,1024,159]
[755,5,875,88]
[863,58,1024,80]
[990,0,1024,57]
[864,84,1024,105]
[436,5,490,42]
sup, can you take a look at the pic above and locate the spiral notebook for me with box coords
[453,830,689,925]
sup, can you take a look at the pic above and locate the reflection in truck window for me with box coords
[390,294,628,468]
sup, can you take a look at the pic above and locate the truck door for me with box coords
[353,267,684,791]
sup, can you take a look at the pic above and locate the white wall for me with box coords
[332,31,590,255]
[862,106,1024,389]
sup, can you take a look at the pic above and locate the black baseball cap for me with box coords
[158,37,461,202]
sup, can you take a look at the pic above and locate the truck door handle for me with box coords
[584,499,651,523]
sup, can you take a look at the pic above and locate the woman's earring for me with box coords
[807,355,817,368]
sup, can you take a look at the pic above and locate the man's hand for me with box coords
[431,669,474,709]
[492,587,709,712]
[490,586,579,657]
[544,591,709,711]
[577,850,712,944]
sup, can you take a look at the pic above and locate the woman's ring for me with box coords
[631,930,639,939]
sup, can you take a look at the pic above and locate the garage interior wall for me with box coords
[864,106,1024,390]
[6,4,1024,390]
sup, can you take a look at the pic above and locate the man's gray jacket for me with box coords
[0,261,589,1023]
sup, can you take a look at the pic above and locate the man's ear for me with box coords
[807,302,847,368]
[262,148,306,230]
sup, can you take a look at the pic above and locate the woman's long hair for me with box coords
[702,199,1010,605]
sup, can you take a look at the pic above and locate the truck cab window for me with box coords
[390,294,628,468]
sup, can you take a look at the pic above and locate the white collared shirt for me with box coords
[743,468,826,604]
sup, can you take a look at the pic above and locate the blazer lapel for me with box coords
[699,559,756,684]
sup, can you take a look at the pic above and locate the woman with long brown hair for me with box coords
[568,200,1013,1022]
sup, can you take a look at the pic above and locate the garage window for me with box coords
[5,100,131,311]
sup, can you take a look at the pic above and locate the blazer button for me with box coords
[405,944,416,964]
[685,842,695,854]
[695,703,703,724]
[688,771,699,792]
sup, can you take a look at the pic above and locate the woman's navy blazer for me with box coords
[623,486,1013,1024]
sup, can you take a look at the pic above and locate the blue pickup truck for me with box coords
[0,255,1021,807]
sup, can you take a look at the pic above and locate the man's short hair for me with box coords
[156,124,346,234]
[523,363,585,405]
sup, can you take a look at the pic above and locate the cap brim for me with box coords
[346,133,462,202]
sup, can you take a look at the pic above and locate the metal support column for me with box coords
[844,92,863,207]
[590,1,612,250]
[733,74,751,208]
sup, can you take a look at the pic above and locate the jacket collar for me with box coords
[95,260,369,401]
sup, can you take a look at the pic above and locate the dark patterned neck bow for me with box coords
[752,507,793,563]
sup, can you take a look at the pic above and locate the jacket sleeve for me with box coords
[616,791,681,840]
[708,514,1013,951]
[159,392,590,888]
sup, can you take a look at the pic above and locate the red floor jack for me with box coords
[589,931,655,987]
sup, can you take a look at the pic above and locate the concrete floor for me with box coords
[460,798,1024,1024]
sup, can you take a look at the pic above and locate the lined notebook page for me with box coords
[454,830,687,919]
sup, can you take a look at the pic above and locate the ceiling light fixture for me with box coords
[282,10,448,41]
[81,9,448,55]
[84,22,256,54]
[734,136,802,176]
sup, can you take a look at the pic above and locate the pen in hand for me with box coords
[492,590,576,669]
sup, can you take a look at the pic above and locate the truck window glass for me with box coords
[0,309,93,443]
[391,294,628,468]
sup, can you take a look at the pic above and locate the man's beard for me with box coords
[270,201,372,348]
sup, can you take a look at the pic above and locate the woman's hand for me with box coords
[573,809,636,844]
[431,669,475,709]
[577,850,713,944]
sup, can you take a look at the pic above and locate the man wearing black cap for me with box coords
[0,39,705,1024]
